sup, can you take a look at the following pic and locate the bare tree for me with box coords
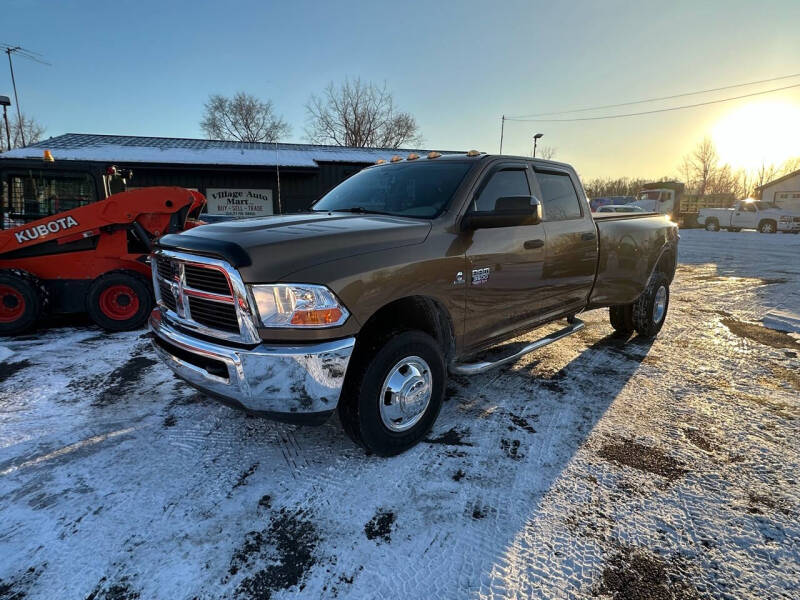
[683,137,719,196]
[537,145,557,160]
[305,78,422,148]
[200,92,289,142]
[582,177,651,199]
[0,113,45,150]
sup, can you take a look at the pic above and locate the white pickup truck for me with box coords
[698,200,800,233]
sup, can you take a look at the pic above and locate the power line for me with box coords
[506,72,800,119]
[0,44,51,66]
[504,82,800,122]
[1,44,50,147]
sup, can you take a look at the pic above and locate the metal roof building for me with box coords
[1,134,454,215]
[756,168,800,213]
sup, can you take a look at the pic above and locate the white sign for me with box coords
[205,188,273,218]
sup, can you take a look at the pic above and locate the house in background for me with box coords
[757,168,800,213]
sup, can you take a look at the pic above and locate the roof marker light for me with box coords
[407,153,420,160]
[43,150,55,162]
[390,155,402,162]
[466,149,481,157]
[376,159,387,164]
[427,151,442,159]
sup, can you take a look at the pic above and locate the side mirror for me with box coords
[461,196,542,231]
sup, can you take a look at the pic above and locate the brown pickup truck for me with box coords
[149,153,678,455]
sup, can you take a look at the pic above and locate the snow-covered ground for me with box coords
[1,229,798,600]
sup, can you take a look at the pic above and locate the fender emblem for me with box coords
[471,267,490,285]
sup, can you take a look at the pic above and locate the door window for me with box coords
[741,203,756,212]
[471,168,530,212]
[536,171,583,221]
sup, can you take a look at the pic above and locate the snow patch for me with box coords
[763,309,800,334]
[0,346,14,362]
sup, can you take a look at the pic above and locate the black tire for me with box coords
[632,271,670,338]
[729,228,741,232]
[338,330,445,456]
[86,271,153,332]
[0,270,43,336]
[609,304,634,334]
[758,220,777,234]
[705,219,719,232]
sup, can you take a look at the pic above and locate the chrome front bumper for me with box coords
[149,309,355,420]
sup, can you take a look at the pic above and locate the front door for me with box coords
[534,168,599,315]
[731,203,756,228]
[462,163,547,351]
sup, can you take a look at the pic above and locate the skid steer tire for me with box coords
[87,271,153,332]
[0,270,43,336]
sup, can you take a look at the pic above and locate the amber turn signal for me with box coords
[290,307,344,326]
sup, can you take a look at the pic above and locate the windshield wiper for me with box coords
[322,206,392,215]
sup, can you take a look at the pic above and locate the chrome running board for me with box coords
[449,318,585,376]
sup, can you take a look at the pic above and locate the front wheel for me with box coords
[759,220,777,234]
[705,220,719,232]
[339,330,445,456]
[632,272,670,338]
[86,272,153,331]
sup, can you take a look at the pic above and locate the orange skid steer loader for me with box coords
[0,187,205,335]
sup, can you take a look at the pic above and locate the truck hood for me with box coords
[157,212,432,282]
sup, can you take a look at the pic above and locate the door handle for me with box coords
[581,232,596,241]
[524,239,544,249]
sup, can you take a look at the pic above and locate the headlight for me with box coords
[249,284,349,328]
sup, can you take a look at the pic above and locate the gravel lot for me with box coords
[1,229,798,600]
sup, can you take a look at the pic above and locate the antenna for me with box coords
[1,44,51,147]
[275,141,282,214]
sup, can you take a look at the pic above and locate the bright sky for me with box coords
[4,0,800,179]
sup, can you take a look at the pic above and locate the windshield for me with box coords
[638,191,661,201]
[312,161,473,218]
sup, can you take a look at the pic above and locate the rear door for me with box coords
[533,166,599,315]
[462,161,547,350]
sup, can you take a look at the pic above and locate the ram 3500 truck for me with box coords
[149,153,678,455]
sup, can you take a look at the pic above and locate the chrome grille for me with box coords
[184,264,231,295]
[158,278,177,312]
[151,249,260,344]
[188,297,239,332]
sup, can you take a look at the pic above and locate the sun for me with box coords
[711,98,800,170]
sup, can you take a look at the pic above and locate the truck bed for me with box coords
[589,212,677,307]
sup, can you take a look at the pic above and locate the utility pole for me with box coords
[499,115,505,154]
[5,47,25,146]
[1,44,49,148]
[0,96,11,151]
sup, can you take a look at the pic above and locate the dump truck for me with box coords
[628,181,734,228]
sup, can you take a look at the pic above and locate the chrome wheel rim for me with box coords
[652,285,667,324]
[379,356,432,432]
[762,223,773,233]
[706,222,717,231]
